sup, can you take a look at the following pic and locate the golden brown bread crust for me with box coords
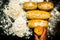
[38,2,54,11]
[23,2,37,10]
[34,26,44,36]
[28,20,48,28]
[27,10,51,19]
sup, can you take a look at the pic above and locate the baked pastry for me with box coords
[28,20,48,28]
[27,10,51,19]
[23,2,37,10]
[38,2,54,11]
[34,26,44,36]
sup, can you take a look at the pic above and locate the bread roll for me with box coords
[27,10,50,19]
[23,2,37,10]
[34,26,44,36]
[38,2,54,11]
[28,20,48,28]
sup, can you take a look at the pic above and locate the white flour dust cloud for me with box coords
[1,0,32,39]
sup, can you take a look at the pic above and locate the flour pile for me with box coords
[3,0,32,38]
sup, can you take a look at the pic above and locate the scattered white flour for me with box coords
[3,0,32,38]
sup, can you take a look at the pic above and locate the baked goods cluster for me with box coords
[23,1,54,39]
